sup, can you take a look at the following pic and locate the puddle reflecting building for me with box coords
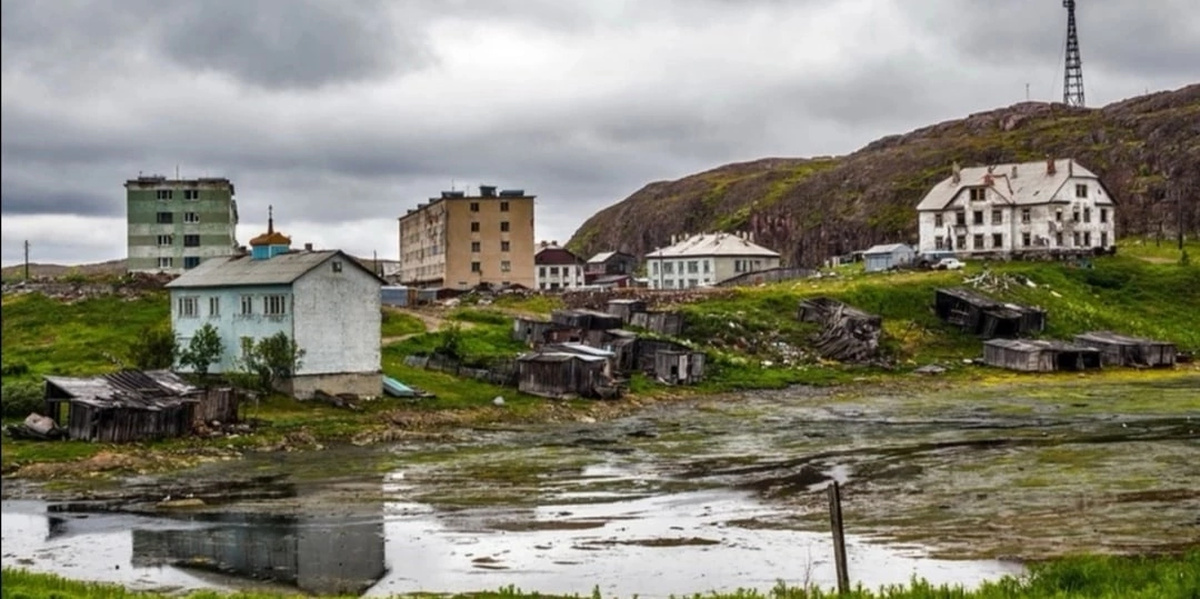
[130,513,387,596]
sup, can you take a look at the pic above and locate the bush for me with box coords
[2,380,43,419]
[127,324,177,370]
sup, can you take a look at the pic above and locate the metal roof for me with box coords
[518,352,609,363]
[863,243,914,255]
[646,233,780,259]
[587,251,617,263]
[44,370,202,410]
[166,250,385,289]
[917,159,1113,211]
[984,339,1098,352]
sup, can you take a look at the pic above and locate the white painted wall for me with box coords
[536,264,586,290]
[646,255,780,289]
[918,176,1116,256]
[292,256,382,375]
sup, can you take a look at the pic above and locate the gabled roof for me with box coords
[536,246,584,265]
[646,233,780,259]
[863,243,914,255]
[166,250,386,289]
[917,159,1109,211]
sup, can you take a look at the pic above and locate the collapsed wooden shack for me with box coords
[796,297,883,363]
[606,299,647,324]
[43,370,237,443]
[551,309,624,331]
[654,350,706,385]
[934,288,1046,339]
[1073,331,1177,367]
[517,352,620,400]
[602,329,640,373]
[983,339,1102,372]
[630,310,686,336]
[512,316,557,347]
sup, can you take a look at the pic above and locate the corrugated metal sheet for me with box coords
[44,370,202,410]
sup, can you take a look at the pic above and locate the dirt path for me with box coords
[381,308,475,345]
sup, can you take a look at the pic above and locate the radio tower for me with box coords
[1062,0,1085,107]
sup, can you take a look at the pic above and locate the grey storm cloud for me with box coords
[2,0,1198,265]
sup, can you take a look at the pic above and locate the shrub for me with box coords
[127,324,177,370]
[2,380,43,419]
[178,323,224,379]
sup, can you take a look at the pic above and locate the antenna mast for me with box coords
[1062,0,1085,107]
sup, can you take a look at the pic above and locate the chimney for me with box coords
[951,161,962,184]
[1047,158,1057,175]
[1067,160,1073,177]
[983,173,995,187]
[304,242,313,251]
[1011,165,1019,179]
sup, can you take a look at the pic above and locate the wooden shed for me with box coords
[606,298,647,324]
[1073,331,1177,367]
[551,309,624,331]
[935,288,1046,339]
[636,338,694,372]
[654,350,705,385]
[512,316,557,347]
[517,352,620,400]
[983,339,1101,372]
[43,370,236,443]
[602,330,640,373]
[630,310,685,336]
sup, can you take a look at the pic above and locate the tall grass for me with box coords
[3,550,1197,597]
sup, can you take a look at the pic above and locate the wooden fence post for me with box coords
[828,480,850,594]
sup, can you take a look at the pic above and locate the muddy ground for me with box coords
[4,374,1198,563]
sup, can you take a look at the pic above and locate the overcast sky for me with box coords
[2,0,1197,266]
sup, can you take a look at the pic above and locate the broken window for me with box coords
[973,211,984,225]
[500,201,509,212]
[157,234,174,246]
[183,256,200,269]
[500,221,510,232]
[156,212,174,224]
[470,222,480,232]
[934,213,944,228]
[470,202,480,212]
[1022,232,1032,247]
[471,261,481,273]
[183,212,200,223]
[1021,208,1031,224]
[1100,208,1108,224]
[969,188,986,202]
[177,296,199,318]
[263,295,287,316]
[184,234,200,247]
[955,211,966,226]
[991,209,1002,224]
[992,233,1003,248]
[501,241,510,252]
[501,260,511,272]
[156,189,173,200]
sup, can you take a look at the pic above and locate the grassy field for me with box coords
[3,550,1198,598]
[2,247,1196,472]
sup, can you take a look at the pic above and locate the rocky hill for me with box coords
[567,84,1200,267]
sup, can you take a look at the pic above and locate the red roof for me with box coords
[536,247,583,266]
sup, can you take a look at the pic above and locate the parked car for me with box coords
[936,258,965,271]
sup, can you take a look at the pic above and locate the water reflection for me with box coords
[129,513,387,596]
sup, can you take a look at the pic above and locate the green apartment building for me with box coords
[125,176,240,274]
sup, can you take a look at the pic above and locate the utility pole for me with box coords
[24,240,31,281]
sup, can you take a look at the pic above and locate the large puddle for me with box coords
[1,489,1020,597]
[4,376,1197,596]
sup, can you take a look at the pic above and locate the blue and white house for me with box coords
[166,214,386,398]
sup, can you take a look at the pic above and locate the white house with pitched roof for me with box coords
[916,158,1116,257]
[166,217,386,399]
[645,232,781,289]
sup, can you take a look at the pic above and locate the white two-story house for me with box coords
[916,158,1116,257]
[645,232,781,289]
[166,218,386,399]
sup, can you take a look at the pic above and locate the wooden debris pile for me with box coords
[797,297,884,364]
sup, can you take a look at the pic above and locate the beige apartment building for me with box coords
[398,186,536,289]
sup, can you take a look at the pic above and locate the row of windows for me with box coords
[176,294,289,318]
[538,265,583,278]
[469,201,510,212]
[469,221,511,232]
[158,256,203,269]
[470,260,512,273]
[653,278,710,289]
[155,189,203,200]
[471,241,512,252]
[935,207,1109,228]
[156,234,203,247]
[935,231,1107,251]
[156,212,202,224]
[651,259,713,275]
